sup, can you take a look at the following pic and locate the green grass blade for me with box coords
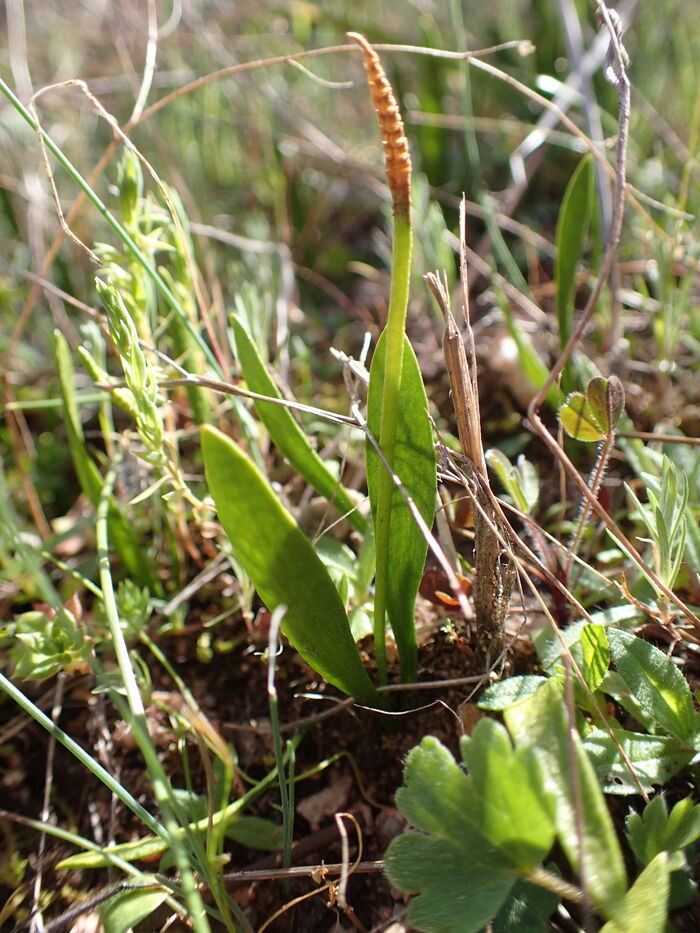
[231,316,367,533]
[0,670,167,842]
[0,77,219,375]
[201,425,380,706]
[366,332,436,682]
[556,155,594,391]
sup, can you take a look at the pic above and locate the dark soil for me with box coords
[1,607,508,933]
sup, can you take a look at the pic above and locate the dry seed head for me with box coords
[347,32,411,216]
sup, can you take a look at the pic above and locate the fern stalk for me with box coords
[349,33,413,683]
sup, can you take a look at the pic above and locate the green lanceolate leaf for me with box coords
[366,331,436,682]
[580,623,610,692]
[201,425,380,706]
[485,449,539,514]
[477,675,548,711]
[607,629,697,742]
[231,316,367,534]
[385,728,555,933]
[225,815,282,851]
[505,678,627,918]
[556,154,594,389]
[499,295,561,410]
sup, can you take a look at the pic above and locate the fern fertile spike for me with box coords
[348,32,411,217]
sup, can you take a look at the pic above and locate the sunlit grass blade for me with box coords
[556,154,595,392]
[232,316,368,533]
[0,77,219,375]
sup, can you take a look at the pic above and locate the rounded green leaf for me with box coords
[559,392,605,442]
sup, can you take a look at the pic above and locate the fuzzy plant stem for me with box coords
[566,432,614,580]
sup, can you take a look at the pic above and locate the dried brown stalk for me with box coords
[347,32,412,216]
[426,203,515,662]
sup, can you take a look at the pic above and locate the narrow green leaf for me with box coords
[232,316,367,533]
[366,331,436,682]
[599,853,669,933]
[505,679,627,918]
[607,629,697,742]
[556,155,594,375]
[559,392,605,442]
[201,426,380,705]
[100,881,168,933]
[517,456,541,513]
[485,449,535,513]
[57,834,168,871]
[580,623,609,692]
[499,297,561,410]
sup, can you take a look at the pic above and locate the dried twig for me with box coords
[426,205,515,663]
